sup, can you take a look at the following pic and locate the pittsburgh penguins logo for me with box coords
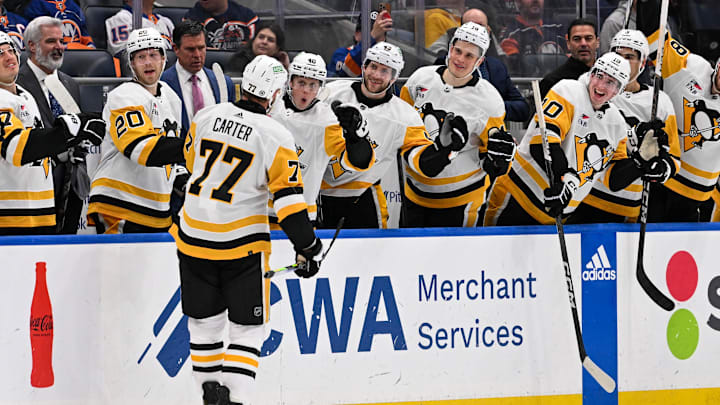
[162,119,178,138]
[295,144,307,170]
[681,98,720,151]
[330,137,379,179]
[418,102,448,140]
[575,132,613,185]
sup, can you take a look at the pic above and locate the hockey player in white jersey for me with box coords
[637,0,720,221]
[88,27,184,233]
[320,41,459,229]
[0,31,104,235]
[172,55,321,405]
[571,29,680,223]
[269,52,374,226]
[400,22,515,227]
[484,52,668,225]
[105,0,174,57]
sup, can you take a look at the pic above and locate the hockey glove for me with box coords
[629,119,668,165]
[294,237,323,279]
[543,169,580,217]
[435,112,469,152]
[642,153,675,183]
[56,112,105,148]
[331,101,367,143]
[482,127,516,178]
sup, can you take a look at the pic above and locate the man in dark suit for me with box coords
[161,20,235,140]
[17,16,83,234]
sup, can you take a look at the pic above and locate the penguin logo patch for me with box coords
[681,97,720,151]
[575,132,613,186]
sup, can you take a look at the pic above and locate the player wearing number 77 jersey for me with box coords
[88,28,184,233]
[171,55,322,405]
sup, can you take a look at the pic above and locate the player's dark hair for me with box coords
[173,20,206,47]
[254,22,286,51]
[567,18,597,38]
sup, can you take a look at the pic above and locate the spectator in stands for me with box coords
[600,1,634,55]
[17,16,84,234]
[23,0,94,48]
[539,18,599,97]
[422,0,462,47]
[184,0,257,51]
[499,0,566,76]
[0,0,27,51]
[327,22,363,78]
[226,22,288,76]
[162,21,235,140]
[105,0,174,57]
[430,9,529,122]
[331,10,392,78]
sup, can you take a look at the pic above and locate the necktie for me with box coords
[191,74,205,114]
[48,91,64,119]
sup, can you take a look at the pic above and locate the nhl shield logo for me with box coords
[253,306,262,318]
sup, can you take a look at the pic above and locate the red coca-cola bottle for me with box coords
[30,261,54,388]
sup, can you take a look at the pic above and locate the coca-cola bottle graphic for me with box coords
[30,261,54,388]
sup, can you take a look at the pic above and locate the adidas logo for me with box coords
[583,244,617,281]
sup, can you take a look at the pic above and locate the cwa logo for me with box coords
[583,244,616,281]
[662,250,720,360]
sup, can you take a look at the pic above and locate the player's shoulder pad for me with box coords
[685,54,714,91]
[406,65,439,85]
[474,78,505,115]
[107,81,152,110]
[387,95,424,127]
[159,80,182,105]
[548,78,585,101]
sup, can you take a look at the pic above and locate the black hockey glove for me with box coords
[543,169,580,217]
[331,101,367,143]
[642,153,675,183]
[434,112,469,152]
[294,237,323,279]
[56,112,105,148]
[629,119,668,167]
[482,127,516,178]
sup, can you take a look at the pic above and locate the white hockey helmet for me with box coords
[363,41,404,80]
[126,27,166,84]
[590,52,631,93]
[610,29,649,80]
[288,52,327,83]
[450,22,490,58]
[242,54,287,108]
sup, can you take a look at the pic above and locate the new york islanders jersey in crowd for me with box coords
[400,65,507,211]
[184,2,258,50]
[88,82,182,230]
[0,8,26,51]
[105,6,174,56]
[24,0,94,48]
[320,80,435,198]
[485,78,629,225]
[270,96,373,221]
[0,85,54,231]
[171,100,308,260]
[583,82,680,219]
[645,33,720,202]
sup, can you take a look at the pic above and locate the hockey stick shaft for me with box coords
[531,81,616,393]
[45,73,81,114]
[212,63,229,103]
[636,0,675,312]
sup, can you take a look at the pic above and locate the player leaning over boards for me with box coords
[320,42,458,229]
[171,55,322,405]
[268,52,374,227]
[484,52,669,225]
[571,29,680,224]
[636,0,720,222]
[88,28,185,234]
[0,31,104,235]
[399,22,515,227]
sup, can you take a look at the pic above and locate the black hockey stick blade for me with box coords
[637,260,675,311]
[583,356,616,393]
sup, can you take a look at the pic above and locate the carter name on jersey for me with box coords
[213,116,253,141]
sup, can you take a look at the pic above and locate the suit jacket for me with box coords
[16,62,81,128]
[161,64,236,139]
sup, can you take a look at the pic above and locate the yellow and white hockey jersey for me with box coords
[88,81,182,230]
[400,66,507,209]
[171,101,308,260]
[583,82,680,219]
[485,79,629,225]
[0,85,54,230]
[646,33,720,202]
[270,97,373,221]
[321,80,434,198]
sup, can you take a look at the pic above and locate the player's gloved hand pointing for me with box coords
[482,127,516,178]
[56,112,105,148]
[543,169,580,217]
[331,101,367,143]
[435,112,468,152]
[294,237,323,278]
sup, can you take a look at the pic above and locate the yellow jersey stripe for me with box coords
[183,210,267,232]
[191,353,224,362]
[91,178,171,203]
[0,190,55,200]
[406,167,482,186]
[12,130,29,167]
[224,354,259,367]
[0,214,55,227]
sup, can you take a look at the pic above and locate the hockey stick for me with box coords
[531,80,616,394]
[45,73,80,114]
[623,0,633,29]
[211,63,228,103]
[264,217,345,279]
[636,0,675,312]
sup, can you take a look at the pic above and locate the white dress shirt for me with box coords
[175,62,215,121]
[27,58,53,108]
